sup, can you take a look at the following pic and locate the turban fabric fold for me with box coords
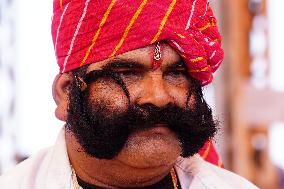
[52,0,224,85]
[52,0,224,167]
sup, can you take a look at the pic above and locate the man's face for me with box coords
[66,43,217,168]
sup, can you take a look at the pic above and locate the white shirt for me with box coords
[0,128,259,189]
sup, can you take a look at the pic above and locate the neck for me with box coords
[66,131,175,188]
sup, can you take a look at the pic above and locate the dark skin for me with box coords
[52,44,196,188]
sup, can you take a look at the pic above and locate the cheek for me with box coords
[168,86,189,107]
[165,80,191,107]
[87,81,129,112]
[166,76,198,108]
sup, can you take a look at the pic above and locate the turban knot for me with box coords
[52,0,224,85]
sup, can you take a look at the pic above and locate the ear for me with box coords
[52,73,73,121]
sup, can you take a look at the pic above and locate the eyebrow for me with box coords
[165,60,186,71]
[101,58,186,71]
[102,59,146,70]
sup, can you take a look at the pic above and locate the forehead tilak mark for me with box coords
[154,42,162,61]
[151,42,163,70]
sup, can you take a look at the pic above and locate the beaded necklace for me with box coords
[71,167,179,189]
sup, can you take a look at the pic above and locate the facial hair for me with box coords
[66,77,217,160]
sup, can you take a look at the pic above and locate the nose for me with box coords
[136,72,174,107]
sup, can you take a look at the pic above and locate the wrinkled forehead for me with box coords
[87,43,181,72]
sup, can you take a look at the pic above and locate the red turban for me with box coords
[52,0,224,85]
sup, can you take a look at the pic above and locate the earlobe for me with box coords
[52,73,73,121]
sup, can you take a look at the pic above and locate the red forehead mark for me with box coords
[151,42,163,70]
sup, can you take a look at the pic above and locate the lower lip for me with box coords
[142,124,170,135]
[149,127,170,134]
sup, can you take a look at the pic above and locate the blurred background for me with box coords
[0,0,284,188]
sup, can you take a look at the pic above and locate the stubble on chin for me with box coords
[115,132,182,169]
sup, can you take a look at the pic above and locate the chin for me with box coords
[116,134,182,169]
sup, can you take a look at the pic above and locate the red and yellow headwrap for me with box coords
[52,0,224,85]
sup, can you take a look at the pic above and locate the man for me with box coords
[0,0,259,188]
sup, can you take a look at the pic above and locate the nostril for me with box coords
[137,90,174,108]
[136,74,174,107]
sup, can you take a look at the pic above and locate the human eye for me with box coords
[164,68,188,85]
[103,60,143,77]
[168,69,187,76]
[165,67,187,77]
[118,69,137,76]
[109,69,143,87]
[113,68,142,78]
